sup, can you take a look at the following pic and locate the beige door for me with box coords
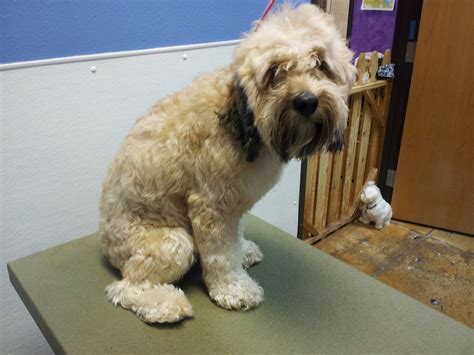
[391,0,474,234]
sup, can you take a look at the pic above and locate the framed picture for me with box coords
[361,0,395,11]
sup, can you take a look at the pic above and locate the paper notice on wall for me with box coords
[361,0,395,11]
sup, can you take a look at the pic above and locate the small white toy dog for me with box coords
[359,181,392,229]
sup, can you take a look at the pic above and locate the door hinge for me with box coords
[386,169,396,188]
[405,42,416,63]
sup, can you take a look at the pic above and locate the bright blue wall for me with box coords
[1,0,308,64]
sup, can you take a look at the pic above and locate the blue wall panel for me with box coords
[1,0,308,64]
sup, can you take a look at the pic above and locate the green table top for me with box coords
[8,215,473,354]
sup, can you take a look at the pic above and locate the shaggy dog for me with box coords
[359,181,393,229]
[101,4,355,323]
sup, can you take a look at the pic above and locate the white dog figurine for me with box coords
[100,4,355,323]
[359,181,392,229]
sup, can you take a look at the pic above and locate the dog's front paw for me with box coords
[242,239,263,268]
[208,272,264,311]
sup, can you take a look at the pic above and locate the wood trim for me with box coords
[350,81,388,94]
[304,215,357,245]
[363,91,385,128]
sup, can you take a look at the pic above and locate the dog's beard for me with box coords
[269,96,345,162]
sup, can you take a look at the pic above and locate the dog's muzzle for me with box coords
[292,92,318,116]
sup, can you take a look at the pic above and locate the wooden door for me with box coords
[391,0,474,234]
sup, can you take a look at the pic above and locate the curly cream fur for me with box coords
[101,4,355,323]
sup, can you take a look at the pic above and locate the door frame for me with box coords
[378,0,424,202]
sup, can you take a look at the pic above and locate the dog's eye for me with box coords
[319,60,329,72]
[262,65,277,88]
[319,60,336,79]
[263,64,286,88]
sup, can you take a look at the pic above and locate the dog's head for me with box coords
[221,4,355,162]
[360,181,381,204]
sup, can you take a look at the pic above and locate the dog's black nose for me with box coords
[293,92,318,116]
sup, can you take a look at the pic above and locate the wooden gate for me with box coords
[303,50,392,244]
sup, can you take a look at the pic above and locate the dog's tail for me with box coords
[105,279,193,323]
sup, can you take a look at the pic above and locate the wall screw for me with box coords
[431,298,440,306]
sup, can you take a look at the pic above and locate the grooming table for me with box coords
[8,215,473,354]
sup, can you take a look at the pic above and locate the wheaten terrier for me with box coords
[101,4,355,323]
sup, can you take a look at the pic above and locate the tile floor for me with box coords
[314,220,473,328]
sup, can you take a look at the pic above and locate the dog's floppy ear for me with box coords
[218,79,261,162]
[327,129,345,152]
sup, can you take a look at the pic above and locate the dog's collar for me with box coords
[218,82,262,162]
[237,85,261,162]
[367,202,378,210]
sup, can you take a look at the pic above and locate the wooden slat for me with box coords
[314,153,333,230]
[375,50,390,107]
[370,49,392,171]
[367,50,391,173]
[304,155,319,225]
[355,53,366,85]
[303,220,320,240]
[354,103,373,197]
[367,124,382,173]
[350,101,364,209]
[326,150,344,224]
[368,83,392,172]
[363,91,385,128]
[304,158,315,223]
[326,94,352,225]
[350,81,388,94]
[304,215,357,245]
[341,93,363,215]
[382,49,391,66]
[369,51,379,83]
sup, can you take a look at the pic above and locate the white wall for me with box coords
[251,160,301,235]
[0,42,300,354]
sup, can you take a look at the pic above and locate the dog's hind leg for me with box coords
[358,207,371,225]
[105,279,193,323]
[238,218,263,269]
[105,227,196,323]
[241,238,263,269]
